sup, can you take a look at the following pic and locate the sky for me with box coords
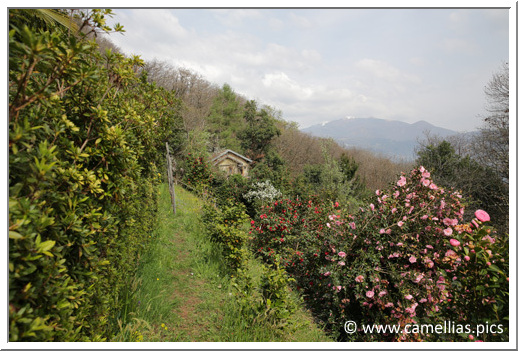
[102,5,511,132]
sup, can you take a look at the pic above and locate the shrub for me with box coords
[181,152,214,194]
[201,202,250,270]
[9,15,182,341]
[250,166,509,341]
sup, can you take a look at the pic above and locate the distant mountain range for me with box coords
[301,117,461,160]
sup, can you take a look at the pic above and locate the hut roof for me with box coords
[211,149,253,165]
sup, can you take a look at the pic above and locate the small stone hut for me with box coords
[211,149,252,177]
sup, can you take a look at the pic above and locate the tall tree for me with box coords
[473,62,509,182]
[239,100,281,162]
[416,140,508,232]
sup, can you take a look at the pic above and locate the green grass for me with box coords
[112,184,332,342]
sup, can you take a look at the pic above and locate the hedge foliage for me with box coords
[9,12,184,341]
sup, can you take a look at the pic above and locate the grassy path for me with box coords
[114,184,332,342]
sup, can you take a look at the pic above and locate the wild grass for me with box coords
[112,184,332,342]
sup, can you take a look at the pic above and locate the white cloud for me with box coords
[439,37,477,54]
[355,59,421,84]
[209,9,263,26]
[261,72,313,101]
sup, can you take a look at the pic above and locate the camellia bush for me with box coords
[250,166,509,341]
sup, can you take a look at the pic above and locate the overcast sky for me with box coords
[104,7,510,132]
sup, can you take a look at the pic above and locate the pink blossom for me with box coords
[349,222,356,230]
[445,249,456,257]
[379,290,387,297]
[338,261,345,266]
[443,218,458,226]
[391,207,397,214]
[464,255,470,261]
[405,294,413,300]
[338,251,346,257]
[429,183,438,190]
[397,176,407,187]
[409,256,417,264]
[414,273,424,283]
[443,227,453,236]
[336,285,342,291]
[475,209,490,222]
[397,221,404,227]
[355,275,364,283]
[419,298,428,303]
[482,235,496,244]
[326,222,331,228]
[324,271,331,276]
[450,239,461,247]
[421,215,429,220]
[366,291,375,299]
[376,189,381,196]
[379,228,386,234]
[369,203,375,211]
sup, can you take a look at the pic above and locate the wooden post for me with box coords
[165,142,176,214]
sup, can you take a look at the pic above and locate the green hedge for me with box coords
[9,17,184,341]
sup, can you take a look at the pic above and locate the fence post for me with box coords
[165,142,176,214]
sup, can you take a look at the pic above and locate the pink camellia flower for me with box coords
[349,222,356,230]
[405,294,413,300]
[443,227,453,236]
[355,275,364,283]
[338,251,346,257]
[397,176,407,187]
[369,203,375,211]
[464,255,470,261]
[409,256,417,264]
[379,290,387,297]
[366,290,375,298]
[338,261,345,266]
[336,285,342,292]
[445,249,456,257]
[468,335,474,340]
[422,179,430,187]
[450,239,461,247]
[429,183,438,190]
[475,209,490,222]
[324,271,331,276]
[398,221,404,227]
